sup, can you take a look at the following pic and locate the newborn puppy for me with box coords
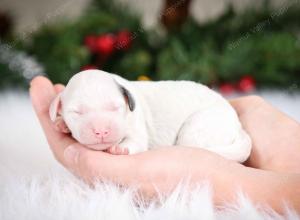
[50,70,251,162]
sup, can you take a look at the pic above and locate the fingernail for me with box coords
[64,145,79,165]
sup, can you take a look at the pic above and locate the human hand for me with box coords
[29,76,241,197]
[230,96,300,173]
[30,76,300,212]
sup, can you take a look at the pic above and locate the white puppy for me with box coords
[50,70,251,162]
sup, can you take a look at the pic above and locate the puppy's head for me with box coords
[49,70,135,150]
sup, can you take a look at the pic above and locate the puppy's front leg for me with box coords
[106,136,148,155]
[106,145,129,155]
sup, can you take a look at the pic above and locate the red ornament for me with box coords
[237,75,256,93]
[81,65,97,71]
[116,30,132,50]
[84,35,98,53]
[95,34,116,56]
[219,83,235,95]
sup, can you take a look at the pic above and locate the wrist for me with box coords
[214,164,300,213]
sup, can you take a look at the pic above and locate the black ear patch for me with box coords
[115,82,135,112]
[121,86,135,111]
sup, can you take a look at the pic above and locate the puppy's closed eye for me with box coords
[69,105,90,115]
[73,110,83,115]
[68,109,84,115]
[105,103,123,112]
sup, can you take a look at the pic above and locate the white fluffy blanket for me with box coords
[0,91,299,220]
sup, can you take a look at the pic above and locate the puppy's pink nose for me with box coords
[94,129,110,138]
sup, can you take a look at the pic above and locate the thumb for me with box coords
[63,144,135,185]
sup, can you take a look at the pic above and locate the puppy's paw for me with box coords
[106,146,129,155]
[54,117,70,133]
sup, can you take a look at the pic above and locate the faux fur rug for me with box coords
[0,91,299,220]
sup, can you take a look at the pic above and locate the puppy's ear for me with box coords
[113,77,135,112]
[54,116,70,133]
[120,86,135,111]
[49,93,62,121]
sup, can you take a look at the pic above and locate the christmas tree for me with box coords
[0,0,300,92]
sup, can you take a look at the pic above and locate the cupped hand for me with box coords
[30,76,241,196]
[30,76,300,206]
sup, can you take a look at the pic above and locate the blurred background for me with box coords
[0,0,299,119]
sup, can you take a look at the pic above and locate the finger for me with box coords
[30,76,76,163]
[229,96,263,116]
[229,97,251,115]
[54,84,65,93]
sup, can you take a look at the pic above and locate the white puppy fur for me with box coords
[50,70,251,162]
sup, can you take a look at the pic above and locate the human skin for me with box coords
[30,76,300,213]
